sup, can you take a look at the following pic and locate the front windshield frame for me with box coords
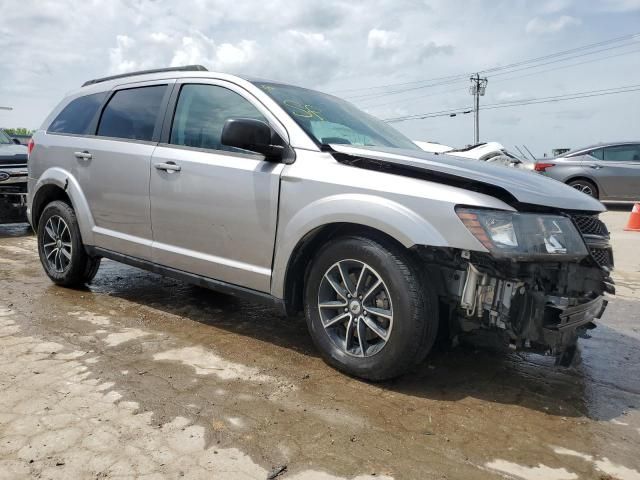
[253,82,420,151]
[0,129,12,145]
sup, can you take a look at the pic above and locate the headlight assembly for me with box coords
[456,207,588,259]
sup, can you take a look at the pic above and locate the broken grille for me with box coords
[590,247,614,268]
[569,214,613,268]
[571,214,609,237]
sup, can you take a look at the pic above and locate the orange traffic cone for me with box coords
[624,203,640,232]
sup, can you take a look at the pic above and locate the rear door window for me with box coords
[48,92,108,135]
[97,85,167,141]
[603,145,640,162]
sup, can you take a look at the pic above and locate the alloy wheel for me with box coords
[571,182,594,197]
[42,215,73,273]
[317,259,393,358]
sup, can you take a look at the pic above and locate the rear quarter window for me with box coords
[48,92,108,135]
[587,148,604,160]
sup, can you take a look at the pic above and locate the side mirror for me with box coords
[12,138,21,145]
[221,118,284,161]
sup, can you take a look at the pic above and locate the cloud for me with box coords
[554,109,595,120]
[496,91,523,101]
[491,115,522,125]
[539,0,573,13]
[366,28,452,66]
[367,29,405,53]
[0,0,638,156]
[598,0,640,10]
[526,15,581,34]
[105,27,339,86]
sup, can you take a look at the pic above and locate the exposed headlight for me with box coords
[456,207,588,259]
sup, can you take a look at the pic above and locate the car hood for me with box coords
[0,143,28,166]
[329,144,605,213]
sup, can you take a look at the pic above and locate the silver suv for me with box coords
[28,66,614,380]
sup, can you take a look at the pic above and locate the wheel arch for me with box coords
[271,193,449,306]
[31,168,95,243]
[279,222,415,316]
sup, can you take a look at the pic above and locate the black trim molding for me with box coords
[85,246,286,314]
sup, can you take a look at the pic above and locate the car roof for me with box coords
[559,141,640,157]
[72,68,264,97]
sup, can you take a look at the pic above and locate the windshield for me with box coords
[254,82,420,150]
[0,130,12,145]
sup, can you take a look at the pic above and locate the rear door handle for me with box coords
[74,151,92,160]
[588,164,602,169]
[154,162,181,172]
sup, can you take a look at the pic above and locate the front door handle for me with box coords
[74,151,92,160]
[154,161,181,172]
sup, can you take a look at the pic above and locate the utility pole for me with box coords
[469,74,488,144]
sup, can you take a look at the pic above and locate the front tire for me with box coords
[304,235,438,381]
[37,200,101,287]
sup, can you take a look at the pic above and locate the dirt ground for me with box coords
[1,206,639,480]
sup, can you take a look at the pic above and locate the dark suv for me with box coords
[0,129,29,223]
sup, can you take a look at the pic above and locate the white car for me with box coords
[415,140,532,169]
[413,140,453,154]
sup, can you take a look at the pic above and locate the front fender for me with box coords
[270,193,447,298]
[31,167,95,244]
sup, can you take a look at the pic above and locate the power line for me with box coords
[340,32,640,101]
[334,31,639,95]
[478,32,640,74]
[348,39,638,101]
[488,47,640,85]
[386,85,640,122]
[383,84,640,122]
[488,42,640,78]
[360,46,640,110]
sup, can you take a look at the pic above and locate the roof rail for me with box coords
[82,65,208,87]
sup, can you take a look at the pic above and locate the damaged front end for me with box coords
[418,209,614,365]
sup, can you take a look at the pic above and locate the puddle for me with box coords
[485,459,577,480]
[553,446,640,480]
[153,346,277,383]
[103,328,150,347]
[69,311,111,326]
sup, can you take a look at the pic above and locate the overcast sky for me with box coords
[1,0,639,155]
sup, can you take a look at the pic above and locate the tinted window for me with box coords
[48,92,107,135]
[587,148,604,160]
[603,145,640,162]
[170,84,266,152]
[97,86,166,141]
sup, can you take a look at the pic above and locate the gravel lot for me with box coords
[1,206,639,480]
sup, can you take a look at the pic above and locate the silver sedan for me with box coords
[534,142,640,200]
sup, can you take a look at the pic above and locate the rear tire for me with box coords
[37,200,101,287]
[567,179,598,199]
[304,235,438,381]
